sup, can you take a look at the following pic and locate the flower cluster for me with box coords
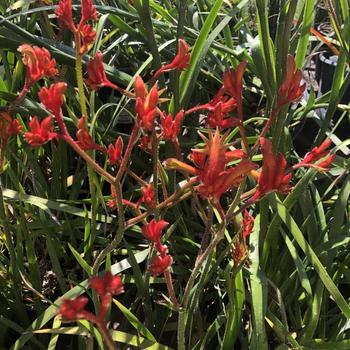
[142,219,173,277]
[59,271,124,322]
[55,0,98,54]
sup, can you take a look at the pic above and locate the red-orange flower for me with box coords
[160,110,184,142]
[223,61,247,111]
[89,271,124,297]
[24,116,58,148]
[55,0,75,30]
[134,76,158,131]
[107,136,123,165]
[138,184,156,208]
[293,138,335,171]
[250,137,292,202]
[139,135,153,153]
[81,0,98,22]
[242,210,254,240]
[277,55,306,107]
[149,254,173,277]
[38,82,67,116]
[76,118,105,152]
[80,23,96,54]
[85,52,111,90]
[142,219,168,243]
[59,296,89,320]
[186,87,237,129]
[153,39,190,81]
[142,218,168,255]
[164,129,256,200]
[18,44,58,87]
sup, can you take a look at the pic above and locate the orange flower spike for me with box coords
[55,0,75,30]
[107,136,123,165]
[250,138,292,202]
[223,61,247,108]
[278,55,306,107]
[18,44,58,87]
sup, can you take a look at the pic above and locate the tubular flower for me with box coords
[18,44,58,86]
[294,138,335,171]
[242,210,254,240]
[149,254,173,277]
[139,135,153,154]
[59,296,89,321]
[160,110,184,142]
[138,184,156,208]
[0,113,21,139]
[185,87,237,129]
[250,137,292,202]
[55,0,75,30]
[79,23,96,54]
[81,0,98,22]
[38,82,67,116]
[164,129,256,201]
[142,219,168,243]
[85,52,112,90]
[206,92,238,129]
[134,76,159,131]
[153,39,190,80]
[24,116,58,148]
[89,271,124,297]
[107,136,123,165]
[76,118,105,152]
[223,61,247,109]
[277,55,306,107]
[142,218,169,255]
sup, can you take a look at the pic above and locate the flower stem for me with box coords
[74,32,88,118]
[177,221,226,350]
[163,268,179,307]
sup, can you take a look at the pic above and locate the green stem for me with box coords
[178,222,226,350]
[74,32,88,118]
[152,133,159,219]
[92,181,125,275]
